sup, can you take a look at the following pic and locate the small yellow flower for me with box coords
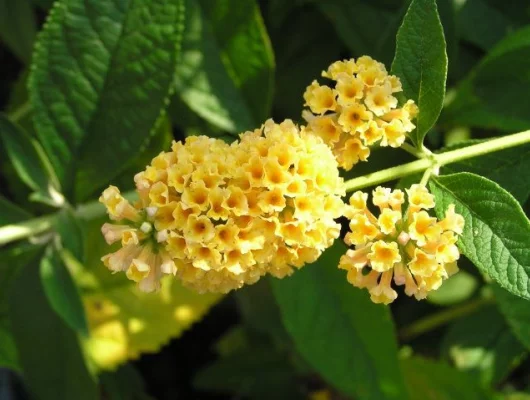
[99,186,140,222]
[303,81,337,114]
[101,223,139,245]
[184,215,215,244]
[322,59,358,80]
[360,120,384,146]
[365,82,397,116]
[338,104,373,134]
[408,211,442,247]
[336,75,364,105]
[102,244,140,273]
[148,181,170,207]
[126,246,154,282]
[358,69,386,89]
[407,184,436,211]
[308,116,341,144]
[380,119,407,148]
[336,136,370,170]
[339,185,464,304]
[378,209,401,235]
[369,271,398,305]
[346,191,368,217]
[368,241,401,272]
[439,204,465,234]
[303,56,418,170]
[258,188,286,214]
[345,214,380,246]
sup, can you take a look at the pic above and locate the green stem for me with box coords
[8,101,32,123]
[0,190,137,246]
[0,216,54,246]
[345,130,530,192]
[419,165,438,187]
[398,296,494,342]
[401,142,425,158]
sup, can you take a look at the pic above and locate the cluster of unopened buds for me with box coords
[99,55,464,305]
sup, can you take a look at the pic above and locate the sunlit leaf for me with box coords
[73,217,222,370]
[430,173,530,299]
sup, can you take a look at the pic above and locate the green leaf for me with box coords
[0,0,36,63]
[0,195,32,225]
[200,0,274,125]
[29,0,186,200]
[442,141,530,205]
[40,243,89,335]
[436,0,457,78]
[214,326,249,357]
[401,357,493,400]
[9,258,97,400]
[55,208,85,263]
[174,0,273,133]
[0,319,19,371]
[456,0,519,51]
[442,26,530,132]
[32,0,54,10]
[0,195,36,247]
[272,242,408,400]
[0,243,43,312]
[391,0,447,147]
[194,348,302,400]
[236,279,290,344]
[427,270,478,306]
[315,0,398,66]
[0,115,62,206]
[271,7,343,120]
[442,305,526,387]
[430,173,530,299]
[106,115,173,193]
[504,393,530,400]
[494,284,530,352]
[99,364,154,400]
[0,243,43,372]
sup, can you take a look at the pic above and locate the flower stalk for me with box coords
[344,130,530,192]
[398,296,494,341]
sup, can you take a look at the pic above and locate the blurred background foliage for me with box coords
[1,0,530,399]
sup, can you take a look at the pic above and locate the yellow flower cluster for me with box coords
[338,185,464,304]
[302,56,418,170]
[100,119,345,293]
